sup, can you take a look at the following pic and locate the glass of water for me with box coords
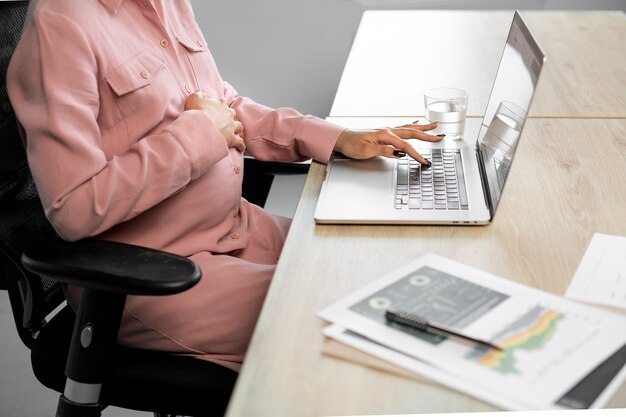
[424,87,468,141]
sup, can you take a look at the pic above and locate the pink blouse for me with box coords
[8,0,345,371]
[8,0,343,254]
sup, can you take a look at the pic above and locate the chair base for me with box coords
[56,395,103,417]
[32,306,238,417]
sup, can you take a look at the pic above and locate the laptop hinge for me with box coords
[476,146,495,218]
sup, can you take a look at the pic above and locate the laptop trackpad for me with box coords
[322,157,394,209]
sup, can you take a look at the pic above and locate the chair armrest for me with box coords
[243,157,310,176]
[21,238,201,296]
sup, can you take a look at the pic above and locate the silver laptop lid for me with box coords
[476,11,546,216]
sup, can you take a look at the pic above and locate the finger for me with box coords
[374,144,429,166]
[411,121,439,132]
[396,121,439,131]
[400,145,428,165]
[190,90,208,101]
[184,93,202,110]
[374,131,430,165]
[371,145,401,159]
[234,121,244,135]
[233,136,246,153]
[185,92,213,110]
[391,127,445,142]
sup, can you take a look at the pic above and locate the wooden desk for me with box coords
[225,118,626,416]
[226,11,626,416]
[329,11,626,118]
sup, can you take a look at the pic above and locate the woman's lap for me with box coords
[118,210,292,372]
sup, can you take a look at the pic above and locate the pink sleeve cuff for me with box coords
[166,110,229,180]
[294,116,346,164]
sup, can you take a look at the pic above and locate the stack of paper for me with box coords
[318,253,626,410]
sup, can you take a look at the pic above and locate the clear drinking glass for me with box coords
[424,87,468,141]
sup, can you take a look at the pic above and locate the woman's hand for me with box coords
[333,122,443,165]
[185,91,246,153]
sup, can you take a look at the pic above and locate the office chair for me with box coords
[242,157,309,208]
[1,1,308,416]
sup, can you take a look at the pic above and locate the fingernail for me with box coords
[437,134,446,138]
[392,150,406,158]
[422,159,432,167]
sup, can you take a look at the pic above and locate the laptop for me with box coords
[315,11,546,225]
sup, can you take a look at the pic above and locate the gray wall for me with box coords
[0,0,357,118]
[193,0,626,118]
[192,0,362,118]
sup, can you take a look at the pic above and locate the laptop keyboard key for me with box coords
[395,149,468,211]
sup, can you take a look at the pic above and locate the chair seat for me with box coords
[31,306,238,417]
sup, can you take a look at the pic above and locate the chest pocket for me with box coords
[104,51,171,119]
[177,23,207,53]
[176,24,223,97]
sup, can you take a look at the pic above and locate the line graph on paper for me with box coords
[465,303,600,381]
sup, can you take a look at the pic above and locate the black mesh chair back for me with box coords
[1,2,237,416]
[0,0,63,348]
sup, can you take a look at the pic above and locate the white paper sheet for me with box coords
[565,233,626,311]
[323,324,529,410]
[324,324,626,411]
[318,253,626,410]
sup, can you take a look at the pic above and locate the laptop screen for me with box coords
[476,11,545,214]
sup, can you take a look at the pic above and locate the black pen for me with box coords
[385,309,502,351]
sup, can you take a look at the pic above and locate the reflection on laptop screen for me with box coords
[477,12,545,213]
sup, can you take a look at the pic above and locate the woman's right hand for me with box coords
[185,91,246,153]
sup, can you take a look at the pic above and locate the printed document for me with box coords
[318,253,626,410]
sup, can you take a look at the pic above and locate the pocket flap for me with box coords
[105,51,166,96]
[176,24,207,52]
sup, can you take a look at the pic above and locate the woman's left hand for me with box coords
[333,121,443,165]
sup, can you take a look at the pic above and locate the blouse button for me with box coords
[230,233,240,240]
[160,39,169,48]
[185,85,192,93]
[234,165,241,174]
[273,255,280,263]
[140,71,149,79]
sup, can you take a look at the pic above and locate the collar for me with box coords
[99,0,125,14]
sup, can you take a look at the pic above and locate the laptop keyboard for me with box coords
[394,149,469,210]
